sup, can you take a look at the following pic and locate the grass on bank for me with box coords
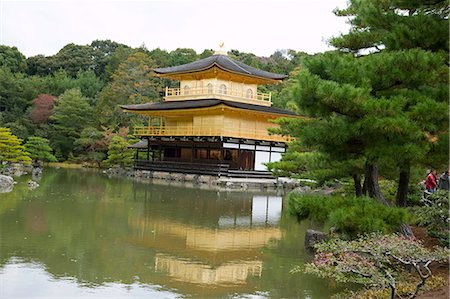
[47,162,83,169]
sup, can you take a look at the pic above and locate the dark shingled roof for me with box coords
[121,99,297,116]
[154,54,287,80]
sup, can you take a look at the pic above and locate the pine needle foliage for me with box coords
[24,136,57,162]
[0,127,31,164]
[288,193,409,237]
[275,0,449,204]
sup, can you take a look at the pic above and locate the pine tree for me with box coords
[50,88,93,159]
[24,136,57,163]
[330,0,449,205]
[278,0,448,206]
[0,127,31,164]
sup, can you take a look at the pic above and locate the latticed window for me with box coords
[246,88,253,99]
[183,85,190,95]
[219,84,227,94]
[207,83,213,93]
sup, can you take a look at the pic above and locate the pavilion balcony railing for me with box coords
[164,86,272,106]
[133,125,294,143]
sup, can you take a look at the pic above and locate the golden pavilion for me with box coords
[121,47,296,177]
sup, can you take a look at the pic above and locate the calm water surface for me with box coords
[0,168,338,298]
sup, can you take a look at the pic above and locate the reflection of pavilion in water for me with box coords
[155,254,262,285]
[128,194,282,288]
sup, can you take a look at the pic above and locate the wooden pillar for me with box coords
[146,138,150,161]
[220,144,224,163]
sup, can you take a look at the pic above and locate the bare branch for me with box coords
[349,269,372,278]
[408,261,433,299]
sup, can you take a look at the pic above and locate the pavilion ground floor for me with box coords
[132,136,286,177]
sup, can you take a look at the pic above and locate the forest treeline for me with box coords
[0,41,307,161]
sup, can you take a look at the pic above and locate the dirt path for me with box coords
[416,285,449,299]
[412,226,449,299]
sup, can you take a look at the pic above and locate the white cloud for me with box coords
[1,0,349,57]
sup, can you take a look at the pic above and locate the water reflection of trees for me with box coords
[0,168,339,298]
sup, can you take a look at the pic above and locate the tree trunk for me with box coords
[353,173,363,197]
[364,162,414,238]
[396,162,410,207]
[364,162,389,205]
[362,175,367,195]
[398,223,414,238]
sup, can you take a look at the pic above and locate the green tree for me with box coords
[198,49,214,59]
[103,46,134,81]
[0,67,29,124]
[26,54,55,76]
[330,0,449,54]
[169,48,197,66]
[52,43,96,77]
[74,127,107,167]
[0,67,34,139]
[229,49,262,69]
[41,70,75,96]
[90,39,129,79]
[26,44,96,78]
[330,0,449,206]
[105,136,134,167]
[73,70,104,102]
[20,74,48,101]
[0,45,27,73]
[0,127,31,164]
[24,136,57,163]
[276,0,448,206]
[50,88,93,159]
[96,52,160,127]
[148,47,171,67]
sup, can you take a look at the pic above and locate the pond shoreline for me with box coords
[2,162,302,193]
[103,166,302,192]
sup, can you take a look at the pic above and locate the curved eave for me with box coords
[155,62,287,84]
[121,101,298,118]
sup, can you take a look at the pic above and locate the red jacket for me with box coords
[426,173,437,190]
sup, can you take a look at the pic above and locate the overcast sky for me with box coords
[1,0,350,58]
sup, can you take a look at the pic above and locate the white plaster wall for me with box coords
[255,151,270,171]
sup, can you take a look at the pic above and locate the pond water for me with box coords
[0,168,339,298]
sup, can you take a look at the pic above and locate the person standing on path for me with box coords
[425,169,437,193]
[438,170,449,190]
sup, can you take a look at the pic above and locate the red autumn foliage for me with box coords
[30,94,56,124]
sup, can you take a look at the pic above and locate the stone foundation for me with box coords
[105,167,300,191]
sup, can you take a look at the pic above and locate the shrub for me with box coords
[294,234,449,299]
[378,179,397,202]
[105,136,134,167]
[411,190,449,247]
[333,275,447,299]
[407,182,424,205]
[288,193,410,237]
